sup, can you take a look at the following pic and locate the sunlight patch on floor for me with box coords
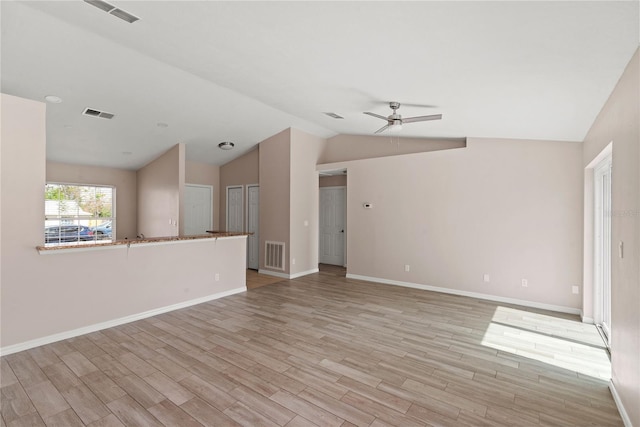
[481,306,611,380]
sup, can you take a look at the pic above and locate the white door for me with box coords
[247,185,259,270]
[184,184,212,235]
[594,155,612,343]
[319,187,346,266]
[226,186,243,232]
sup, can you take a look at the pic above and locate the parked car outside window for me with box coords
[44,225,94,243]
[91,221,112,239]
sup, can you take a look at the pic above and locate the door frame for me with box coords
[184,184,213,234]
[319,185,347,267]
[226,185,244,232]
[246,184,259,270]
[593,153,612,345]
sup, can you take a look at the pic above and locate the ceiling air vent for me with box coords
[324,112,344,119]
[83,108,115,119]
[84,0,140,23]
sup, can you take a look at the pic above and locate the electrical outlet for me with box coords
[404,264,410,272]
[292,258,296,265]
[572,285,579,294]
[215,273,220,281]
[483,274,490,283]
[521,279,528,287]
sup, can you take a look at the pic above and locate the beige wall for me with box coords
[186,161,220,231]
[289,128,326,275]
[258,129,291,273]
[1,94,47,347]
[46,162,137,239]
[320,134,466,164]
[0,93,246,351]
[136,144,185,238]
[582,48,639,426]
[320,175,347,187]
[321,137,584,311]
[219,148,259,231]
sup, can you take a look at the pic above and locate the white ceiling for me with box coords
[2,1,638,170]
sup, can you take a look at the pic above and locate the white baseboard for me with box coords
[258,268,319,280]
[291,268,319,279]
[258,269,290,279]
[0,286,246,357]
[609,381,633,427]
[582,316,595,324]
[346,274,581,315]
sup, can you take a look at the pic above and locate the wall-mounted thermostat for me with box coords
[363,203,373,209]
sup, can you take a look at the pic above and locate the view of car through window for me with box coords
[44,184,115,246]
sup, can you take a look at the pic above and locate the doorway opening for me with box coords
[319,169,347,267]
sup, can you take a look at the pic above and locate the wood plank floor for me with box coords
[1,266,622,426]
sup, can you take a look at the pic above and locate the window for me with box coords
[44,183,115,246]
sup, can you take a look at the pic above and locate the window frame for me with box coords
[44,182,116,246]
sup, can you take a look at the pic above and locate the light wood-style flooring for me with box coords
[1,266,621,426]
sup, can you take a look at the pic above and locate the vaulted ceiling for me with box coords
[2,1,638,169]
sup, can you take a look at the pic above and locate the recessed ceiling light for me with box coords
[45,95,62,104]
[122,151,132,155]
[218,142,235,150]
[157,122,169,128]
[63,125,73,129]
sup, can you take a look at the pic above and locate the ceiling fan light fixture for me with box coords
[218,141,235,150]
[389,122,403,132]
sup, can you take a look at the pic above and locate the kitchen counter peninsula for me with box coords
[37,232,249,252]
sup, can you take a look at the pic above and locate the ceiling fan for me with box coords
[364,102,442,134]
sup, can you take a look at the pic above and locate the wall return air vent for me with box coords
[83,108,115,120]
[265,241,285,271]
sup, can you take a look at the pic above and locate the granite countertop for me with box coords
[37,231,250,252]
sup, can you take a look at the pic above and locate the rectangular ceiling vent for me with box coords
[84,0,140,24]
[324,112,344,119]
[83,108,115,120]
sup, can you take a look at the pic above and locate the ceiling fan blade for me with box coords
[364,112,389,121]
[402,114,443,124]
[374,124,390,134]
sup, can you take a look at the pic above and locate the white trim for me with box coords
[258,268,319,280]
[346,274,581,315]
[38,244,123,254]
[0,286,246,356]
[319,185,346,190]
[258,269,290,279]
[593,152,613,345]
[291,268,319,279]
[581,316,595,324]
[609,381,632,427]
